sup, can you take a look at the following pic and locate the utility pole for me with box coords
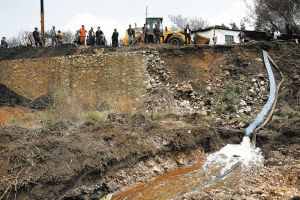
[40,0,45,46]
[143,5,148,44]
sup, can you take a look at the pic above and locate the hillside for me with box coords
[0,41,299,200]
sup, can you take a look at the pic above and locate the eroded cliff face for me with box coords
[0,52,149,111]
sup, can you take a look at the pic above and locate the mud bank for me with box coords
[0,114,244,200]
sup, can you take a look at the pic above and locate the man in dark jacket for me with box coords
[286,21,293,41]
[153,24,160,43]
[127,25,135,45]
[33,27,42,47]
[112,29,119,47]
[143,24,149,44]
[1,37,8,48]
[238,30,245,43]
[184,24,191,45]
[88,27,96,46]
[96,26,104,46]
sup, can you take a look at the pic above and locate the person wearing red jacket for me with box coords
[79,25,87,45]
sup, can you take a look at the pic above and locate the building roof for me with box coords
[192,26,264,34]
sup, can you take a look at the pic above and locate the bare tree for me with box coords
[168,15,209,31]
[7,30,31,47]
[245,0,300,33]
[240,18,247,30]
[44,30,75,45]
[230,22,239,30]
[62,31,75,44]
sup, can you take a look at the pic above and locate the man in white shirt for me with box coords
[274,29,281,40]
[184,24,191,45]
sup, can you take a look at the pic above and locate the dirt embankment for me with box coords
[0,41,299,199]
[0,114,244,200]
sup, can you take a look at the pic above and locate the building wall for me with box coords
[195,29,240,45]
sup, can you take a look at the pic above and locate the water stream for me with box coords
[112,136,263,200]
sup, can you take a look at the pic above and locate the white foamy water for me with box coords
[203,136,264,174]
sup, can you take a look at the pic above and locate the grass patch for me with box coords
[154,112,173,120]
[221,83,242,113]
[85,111,106,122]
[239,113,246,122]
[280,107,295,119]
[214,105,225,115]
[42,117,57,126]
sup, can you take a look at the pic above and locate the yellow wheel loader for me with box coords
[123,17,188,46]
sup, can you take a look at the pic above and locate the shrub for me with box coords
[222,83,241,113]
[214,105,225,115]
[85,111,106,122]
[280,107,295,119]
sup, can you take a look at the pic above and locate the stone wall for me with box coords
[0,52,149,112]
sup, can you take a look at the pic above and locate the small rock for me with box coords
[238,109,245,113]
[240,100,247,106]
[162,140,170,146]
[239,122,246,128]
[199,110,208,116]
[251,78,257,83]
[244,106,252,114]
[228,118,238,125]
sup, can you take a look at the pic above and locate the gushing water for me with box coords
[204,136,264,174]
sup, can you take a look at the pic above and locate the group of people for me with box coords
[73,25,119,47]
[24,26,63,47]
[266,21,295,41]
[49,26,63,46]
[75,25,103,46]
[0,21,297,48]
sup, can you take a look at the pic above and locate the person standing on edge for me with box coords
[154,24,160,43]
[57,31,63,46]
[88,27,96,46]
[96,27,103,46]
[26,34,34,46]
[184,24,191,45]
[273,29,281,40]
[33,27,42,47]
[238,30,245,43]
[1,37,8,48]
[127,24,135,45]
[286,21,293,41]
[50,26,57,46]
[75,30,81,45]
[79,25,87,45]
[112,29,119,47]
[143,24,149,44]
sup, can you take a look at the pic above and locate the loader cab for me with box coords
[145,17,164,41]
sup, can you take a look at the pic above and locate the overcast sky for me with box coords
[0,0,252,40]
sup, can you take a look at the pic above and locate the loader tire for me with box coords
[167,36,184,45]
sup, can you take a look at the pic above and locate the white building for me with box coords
[193,27,242,45]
